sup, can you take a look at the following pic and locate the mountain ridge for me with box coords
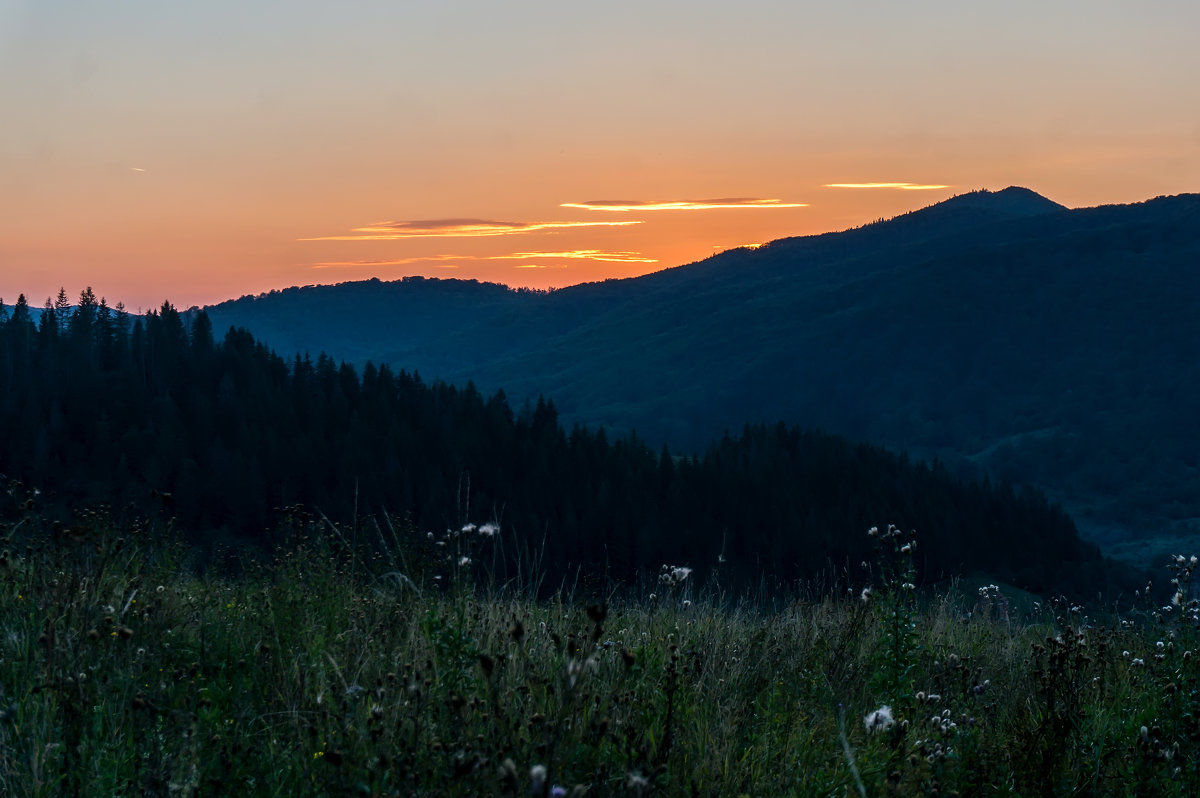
[201,188,1200,562]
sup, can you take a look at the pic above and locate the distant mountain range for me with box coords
[201,187,1200,562]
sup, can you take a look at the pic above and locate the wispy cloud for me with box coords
[300,218,641,241]
[561,198,807,212]
[824,182,950,190]
[492,250,655,263]
[311,250,656,270]
[311,255,464,270]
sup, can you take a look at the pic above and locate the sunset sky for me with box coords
[3,0,1198,312]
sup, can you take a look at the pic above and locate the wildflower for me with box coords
[901,543,912,554]
[864,705,895,734]
[682,599,692,608]
[860,586,872,603]
[659,565,693,585]
[901,582,916,591]
[478,522,499,537]
[1131,658,1145,667]
[530,764,547,794]
[627,771,651,791]
[499,758,519,791]
[461,523,477,534]
[458,556,471,567]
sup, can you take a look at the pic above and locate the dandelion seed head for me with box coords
[530,764,547,791]
[864,705,895,734]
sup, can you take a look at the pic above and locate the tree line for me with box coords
[0,289,1129,597]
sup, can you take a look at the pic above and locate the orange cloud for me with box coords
[492,250,656,263]
[560,198,807,211]
[311,250,656,270]
[300,218,641,241]
[311,255,464,269]
[824,182,950,190]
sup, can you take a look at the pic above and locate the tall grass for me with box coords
[1,507,1196,796]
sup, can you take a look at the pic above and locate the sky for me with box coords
[2,0,1198,312]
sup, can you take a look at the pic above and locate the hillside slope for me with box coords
[202,188,1200,546]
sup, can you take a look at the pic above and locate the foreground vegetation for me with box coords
[1,507,1197,797]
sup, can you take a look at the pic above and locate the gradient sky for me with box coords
[3,0,1198,311]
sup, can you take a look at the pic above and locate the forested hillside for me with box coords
[0,290,1127,597]
[202,189,1200,549]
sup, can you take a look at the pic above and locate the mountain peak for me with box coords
[932,186,1067,216]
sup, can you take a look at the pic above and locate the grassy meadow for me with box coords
[1,507,1197,797]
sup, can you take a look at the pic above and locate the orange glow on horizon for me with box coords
[4,2,1197,312]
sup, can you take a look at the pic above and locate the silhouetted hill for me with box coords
[0,298,1128,598]
[201,189,1200,558]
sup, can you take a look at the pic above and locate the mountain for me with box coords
[201,188,1200,561]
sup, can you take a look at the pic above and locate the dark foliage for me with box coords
[0,289,1129,597]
